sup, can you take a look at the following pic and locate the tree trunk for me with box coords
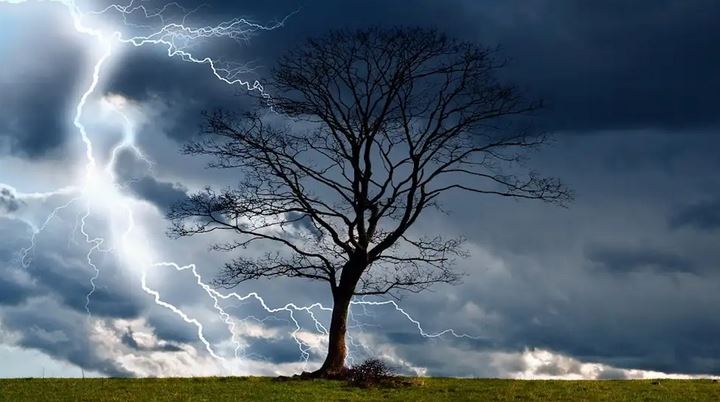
[314,289,353,377]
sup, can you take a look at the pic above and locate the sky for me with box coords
[0,0,719,379]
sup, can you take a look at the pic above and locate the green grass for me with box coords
[0,377,719,401]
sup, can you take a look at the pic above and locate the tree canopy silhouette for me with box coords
[169,27,571,377]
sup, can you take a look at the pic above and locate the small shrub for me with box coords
[346,358,396,387]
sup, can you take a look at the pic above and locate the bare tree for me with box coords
[169,27,571,377]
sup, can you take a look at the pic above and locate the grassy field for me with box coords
[1,377,719,401]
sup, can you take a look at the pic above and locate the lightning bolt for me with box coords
[2,0,479,375]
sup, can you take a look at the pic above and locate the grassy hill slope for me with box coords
[1,377,719,401]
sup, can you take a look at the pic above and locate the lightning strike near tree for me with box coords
[2,0,479,375]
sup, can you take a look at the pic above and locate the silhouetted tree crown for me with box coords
[169,27,570,376]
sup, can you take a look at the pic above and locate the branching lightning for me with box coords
[2,0,479,375]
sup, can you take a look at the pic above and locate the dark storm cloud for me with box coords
[0,216,145,318]
[113,151,189,212]
[0,216,131,376]
[25,251,143,318]
[0,187,23,213]
[246,337,310,364]
[669,198,720,232]
[0,79,73,158]
[103,0,720,139]
[0,6,85,158]
[146,312,200,344]
[473,0,720,131]
[0,218,35,305]
[121,327,183,352]
[0,277,31,306]
[586,243,696,274]
[125,176,189,213]
[1,305,133,377]
[471,272,720,376]
[0,214,204,376]
[3,0,718,156]
[104,46,257,142]
[375,132,720,377]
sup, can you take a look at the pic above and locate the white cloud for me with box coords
[493,348,720,380]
